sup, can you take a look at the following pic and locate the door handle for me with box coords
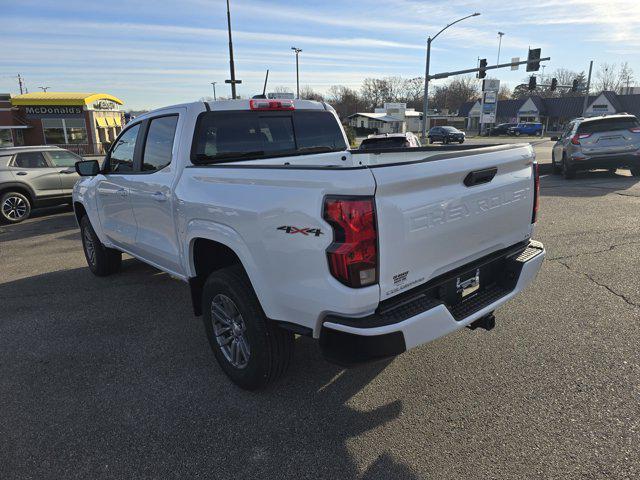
[152,191,167,202]
[59,169,74,174]
[16,171,27,176]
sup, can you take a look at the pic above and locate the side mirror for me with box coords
[75,160,100,176]
[550,136,559,142]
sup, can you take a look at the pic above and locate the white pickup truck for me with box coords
[73,99,545,390]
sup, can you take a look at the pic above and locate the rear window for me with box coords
[578,117,639,134]
[359,137,407,150]
[191,110,347,164]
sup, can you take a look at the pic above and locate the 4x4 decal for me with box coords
[277,226,324,237]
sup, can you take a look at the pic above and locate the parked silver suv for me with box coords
[551,114,640,179]
[0,146,82,223]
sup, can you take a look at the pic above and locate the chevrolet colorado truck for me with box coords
[73,99,545,390]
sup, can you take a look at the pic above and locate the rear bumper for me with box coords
[568,152,640,170]
[319,240,545,365]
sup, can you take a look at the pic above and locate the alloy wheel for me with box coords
[211,294,250,369]
[82,226,96,266]
[2,196,27,221]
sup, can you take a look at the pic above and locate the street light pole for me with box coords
[497,32,504,65]
[291,47,302,99]
[421,12,480,142]
[211,82,217,101]
[226,0,237,99]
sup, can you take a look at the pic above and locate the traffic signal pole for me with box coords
[429,57,550,81]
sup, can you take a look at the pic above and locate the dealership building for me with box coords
[0,92,125,154]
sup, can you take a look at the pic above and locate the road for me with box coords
[1,171,639,479]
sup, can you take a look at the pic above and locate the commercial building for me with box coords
[0,92,125,154]
[459,91,640,133]
[347,102,465,135]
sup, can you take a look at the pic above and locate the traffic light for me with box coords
[528,76,537,91]
[550,78,558,91]
[526,48,541,72]
[571,79,579,92]
[478,58,487,79]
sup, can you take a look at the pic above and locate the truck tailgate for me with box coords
[370,145,535,300]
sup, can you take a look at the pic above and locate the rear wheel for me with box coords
[514,131,521,137]
[0,191,31,224]
[631,167,640,177]
[562,156,576,180]
[80,215,121,276]
[202,265,294,390]
[459,139,464,144]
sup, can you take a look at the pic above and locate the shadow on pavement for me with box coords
[540,170,640,198]
[0,259,418,479]
[0,206,77,242]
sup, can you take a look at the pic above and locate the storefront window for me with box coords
[0,129,13,147]
[42,118,87,144]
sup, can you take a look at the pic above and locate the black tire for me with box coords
[562,157,576,180]
[0,191,31,224]
[202,265,294,390]
[459,139,464,144]
[80,215,121,276]
[630,167,640,177]
[514,131,521,137]
[551,152,561,174]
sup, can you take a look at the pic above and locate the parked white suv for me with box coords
[73,99,545,390]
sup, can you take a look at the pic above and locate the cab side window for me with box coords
[109,124,140,173]
[14,151,47,168]
[141,116,178,172]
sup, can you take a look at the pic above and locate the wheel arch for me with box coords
[0,182,35,205]
[187,232,265,317]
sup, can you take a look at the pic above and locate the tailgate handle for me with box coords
[464,167,497,187]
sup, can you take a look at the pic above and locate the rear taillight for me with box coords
[249,99,295,111]
[629,127,640,133]
[323,196,377,288]
[570,133,591,145]
[532,161,540,224]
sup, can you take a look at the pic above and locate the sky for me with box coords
[1,0,639,110]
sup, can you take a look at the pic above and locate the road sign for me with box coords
[484,91,497,104]
[511,57,520,70]
[482,79,500,92]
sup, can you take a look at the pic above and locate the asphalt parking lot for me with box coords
[1,170,639,479]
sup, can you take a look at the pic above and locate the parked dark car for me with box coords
[428,126,465,144]
[489,123,517,136]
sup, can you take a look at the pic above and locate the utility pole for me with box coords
[582,60,593,116]
[17,74,24,94]
[211,82,217,101]
[291,47,302,99]
[422,13,481,142]
[497,32,504,64]
[225,0,238,99]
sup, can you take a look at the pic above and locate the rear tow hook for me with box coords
[467,312,496,331]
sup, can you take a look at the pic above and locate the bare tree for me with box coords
[299,85,324,101]
[594,62,634,93]
[272,85,293,94]
[326,85,361,120]
[430,76,479,113]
